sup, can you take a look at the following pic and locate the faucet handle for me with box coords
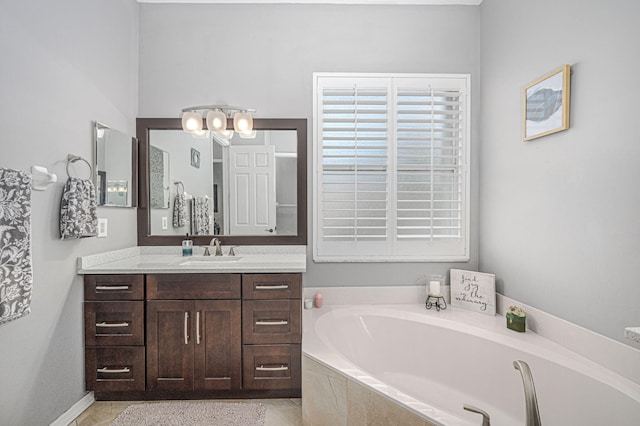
[228,246,237,256]
[202,246,211,256]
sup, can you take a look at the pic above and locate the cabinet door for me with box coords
[194,300,242,391]
[147,300,194,391]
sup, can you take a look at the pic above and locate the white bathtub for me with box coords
[302,303,640,425]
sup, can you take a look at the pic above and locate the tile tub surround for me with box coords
[77,245,306,274]
[302,356,436,426]
[304,286,640,387]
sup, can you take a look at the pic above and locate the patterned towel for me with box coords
[192,196,210,235]
[59,177,98,239]
[172,192,187,228]
[0,168,33,324]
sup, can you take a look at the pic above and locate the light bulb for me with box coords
[182,111,202,132]
[206,110,227,132]
[233,111,253,133]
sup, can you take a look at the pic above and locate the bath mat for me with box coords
[110,401,266,426]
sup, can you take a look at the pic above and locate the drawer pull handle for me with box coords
[255,285,289,290]
[256,320,288,326]
[96,322,129,328]
[97,367,130,374]
[256,365,289,372]
[184,312,189,345]
[196,311,201,345]
[95,285,129,291]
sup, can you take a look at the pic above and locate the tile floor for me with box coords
[69,398,302,426]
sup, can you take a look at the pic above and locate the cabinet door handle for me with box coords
[184,312,189,345]
[96,322,129,328]
[256,365,289,372]
[255,284,289,290]
[255,320,288,326]
[95,285,129,291]
[196,311,201,345]
[97,367,130,374]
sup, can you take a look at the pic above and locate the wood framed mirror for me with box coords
[136,118,307,246]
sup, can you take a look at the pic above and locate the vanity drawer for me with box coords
[147,274,241,300]
[242,274,301,300]
[242,300,301,345]
[84,301,144,346]
[242,344,301,390]
[85,346,145,392]
[84,275,144,301]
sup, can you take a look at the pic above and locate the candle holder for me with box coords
[426,294,447,311]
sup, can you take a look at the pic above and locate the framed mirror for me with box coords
[136,118,307,246]
[94,122,137,207]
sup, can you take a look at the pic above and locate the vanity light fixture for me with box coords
[180,105,255,137]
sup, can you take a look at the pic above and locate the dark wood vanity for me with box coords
[84,272,301,400]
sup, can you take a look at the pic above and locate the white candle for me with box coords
[429,280,441,296]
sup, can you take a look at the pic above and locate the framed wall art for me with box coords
[523,64,571,141]
[190,148,200,168]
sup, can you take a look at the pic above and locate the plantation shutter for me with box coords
[395,87,464,241]
[314,74,469,262]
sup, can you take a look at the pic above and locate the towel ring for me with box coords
[66,154,93,180]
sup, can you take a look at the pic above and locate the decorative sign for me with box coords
[450,269,496,315]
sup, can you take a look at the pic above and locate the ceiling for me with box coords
[137,1,483,5]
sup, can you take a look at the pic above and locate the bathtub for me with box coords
[302,301,640,425]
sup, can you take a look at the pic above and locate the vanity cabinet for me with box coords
[84,272,301,399]
[242,274,302,391]
[146,274,242,392]
[84,275,145,392]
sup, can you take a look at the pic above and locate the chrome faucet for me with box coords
[513,360,542,426]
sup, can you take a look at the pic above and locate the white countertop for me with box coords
[77,246,307,274]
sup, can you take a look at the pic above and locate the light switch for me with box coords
[161,217,168,230]
[98,218,108,237]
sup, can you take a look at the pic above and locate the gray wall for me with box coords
[479,0,640,344]
[0,1,138,424]
[139,3,481,286]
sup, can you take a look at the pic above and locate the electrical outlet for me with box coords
[98,218,108,237]
[162,217,168,230]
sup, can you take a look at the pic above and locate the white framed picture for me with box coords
[450,269,496,315]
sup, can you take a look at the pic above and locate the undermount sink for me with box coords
[178,256,242,265]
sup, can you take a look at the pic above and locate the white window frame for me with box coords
[313,72,471,262]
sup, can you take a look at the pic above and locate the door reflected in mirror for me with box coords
[148,128,297,237]
[138,118,306,245]
[94,122,137,207]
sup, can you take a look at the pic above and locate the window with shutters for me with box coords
[313,73,470,262]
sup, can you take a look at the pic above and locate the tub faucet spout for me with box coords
[513,360,542,426]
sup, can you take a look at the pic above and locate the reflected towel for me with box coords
[192,196,210,235]
[0,168,33,324]
[59,177,98,239]
[172,192,187,228]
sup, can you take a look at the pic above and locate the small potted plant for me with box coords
[506,305,526,332]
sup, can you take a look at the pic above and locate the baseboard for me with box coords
[50,392,94,426]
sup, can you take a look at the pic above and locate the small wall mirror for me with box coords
[137,118,307,246]
[94,122,137,207]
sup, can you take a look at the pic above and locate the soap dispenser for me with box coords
[182,233,193,256]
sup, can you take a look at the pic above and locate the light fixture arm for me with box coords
[180,105,256,114]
